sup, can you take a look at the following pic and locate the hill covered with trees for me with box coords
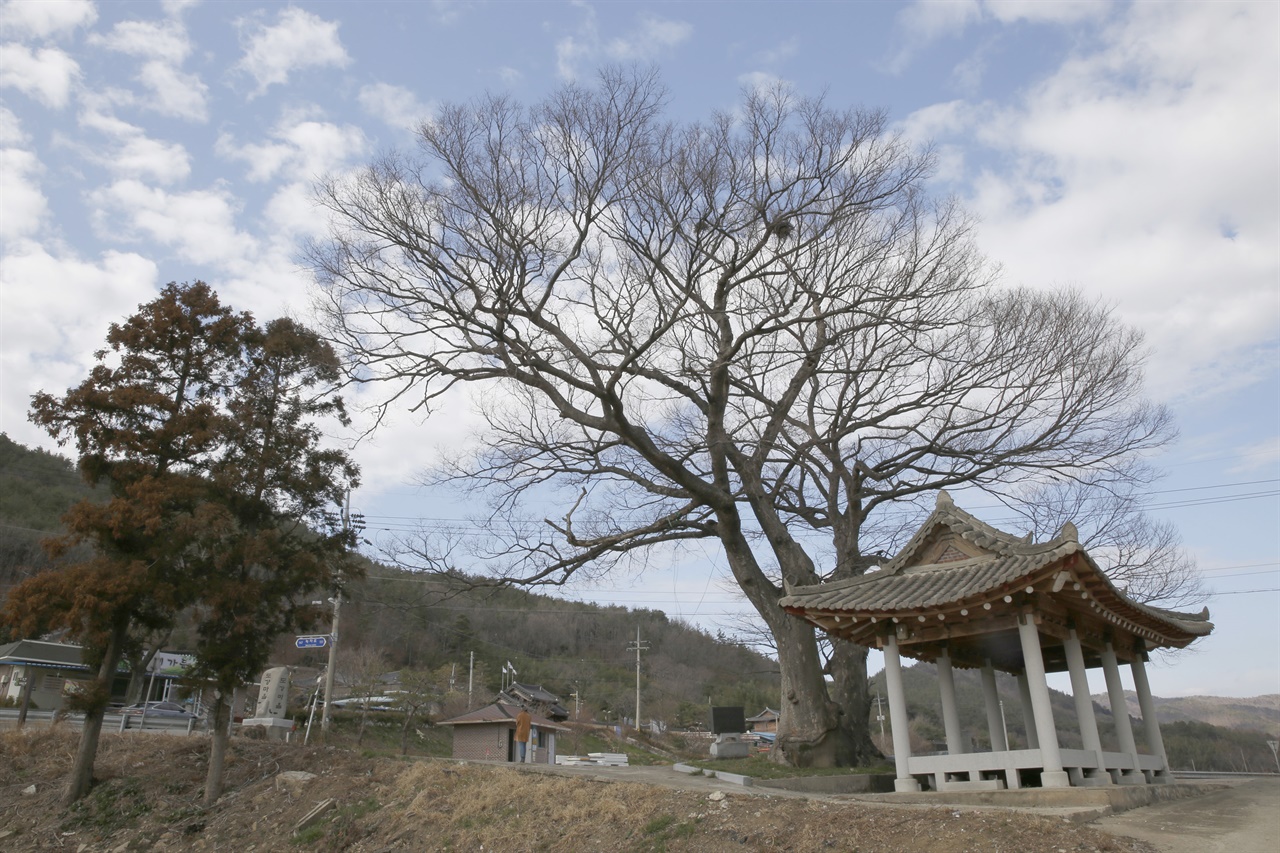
[0,435,778,725]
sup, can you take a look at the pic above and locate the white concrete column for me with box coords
[1015,671,1039,749]
[1064,629,1106,779]
[1130,652,1169,777]
[1101,641,1142,784]
[883,633,921,792]
[980,660,1008,752]
[1017,616,1070,787]
[936,647,966,755]
[1101,642,1139,758]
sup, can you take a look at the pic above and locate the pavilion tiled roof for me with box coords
[779,490,1212,658]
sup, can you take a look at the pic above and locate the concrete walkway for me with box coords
[508,759,1232,823]
[1092,777,1279,853]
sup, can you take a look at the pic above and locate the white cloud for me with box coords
[984,0,1110,25]
[77,105,191,184]
[0,0,97,40]
[90,18,191,63]
[921,2,1279,403]
[0,43,80,108]
[735,71,785,94]
[88,179,259,270]
[234,7,351,97]
[89,17,208,120]
[0,146,48,241]
[358,82,433,132]
[0,245,157,442]
[556,7,692,80]
[136,60,208,121]
[216,110,369,183]
[887,0,1110,73]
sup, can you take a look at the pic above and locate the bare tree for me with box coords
[337,643,391,744]
[311,69,1179,767]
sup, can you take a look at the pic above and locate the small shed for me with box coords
[439,702,569,764]
[780,490,1212,792]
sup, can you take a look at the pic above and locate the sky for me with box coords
[1,0,1277,701]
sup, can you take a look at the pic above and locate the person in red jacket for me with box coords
[515,707,532,763]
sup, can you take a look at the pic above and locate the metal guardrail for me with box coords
[0,708,207,735]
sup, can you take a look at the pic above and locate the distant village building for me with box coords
[0,639,189,711]
[745,707,780,734]
[498,681,570,721]
[781,491,1212,792]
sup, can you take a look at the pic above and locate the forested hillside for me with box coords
[0,433,102,612]
[0,436,779,724]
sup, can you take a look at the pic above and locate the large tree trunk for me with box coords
[828,639,884,764]
[63,621,127,806]
[204,692,231,806]
[770,615,855,767]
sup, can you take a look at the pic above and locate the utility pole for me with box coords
[627,627,649,732]
[874,691,885,742]
[468,651,474,709]
[321,592,341,733]
[321,490,360,734]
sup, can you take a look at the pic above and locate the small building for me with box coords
[0,639,190,713]
[780,491,1212,792]
[439,702,568,764]
[0,639,127,710]
[746,707,780,733]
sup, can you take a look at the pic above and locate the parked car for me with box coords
[121,701,193,719]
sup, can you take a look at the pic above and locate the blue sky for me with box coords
[1,0,1276,699]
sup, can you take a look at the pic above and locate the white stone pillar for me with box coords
[1015,671,1039,749]
[937,647,966,755]
[1130,652,1169,779]
[980,661,1008,752]
[1064,629,1106,781]
[1102,641,1140,779]
[1017,616,1070,787]
[883,632,921,792]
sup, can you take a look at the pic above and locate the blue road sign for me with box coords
[295,635,328,649]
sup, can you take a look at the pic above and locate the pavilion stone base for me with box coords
[904,747,1170,792]
[1040,770,1071,788]
[894,778,921,793]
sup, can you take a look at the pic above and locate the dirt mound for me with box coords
[0,729,1156,852]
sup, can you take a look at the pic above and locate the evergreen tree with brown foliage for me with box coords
[2,283,357,805]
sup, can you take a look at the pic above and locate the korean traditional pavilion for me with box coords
[779,491,1213,792]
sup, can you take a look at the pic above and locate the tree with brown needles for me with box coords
[4,282,358,804]
[311,69,1189,767]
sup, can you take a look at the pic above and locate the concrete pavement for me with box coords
[1092,776,1279,853]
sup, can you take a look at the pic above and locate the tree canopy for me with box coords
[3,282,357,803]
[312,70,1187,767]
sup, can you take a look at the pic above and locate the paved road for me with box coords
[1093,777,1280,853]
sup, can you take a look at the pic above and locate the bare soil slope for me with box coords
[0,729,1156,852]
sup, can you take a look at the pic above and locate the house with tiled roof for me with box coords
[498,681,570,721]
[438,702,569,764]
[745,707,780,733]
[780,490,1212,793]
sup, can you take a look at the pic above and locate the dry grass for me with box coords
[0,728,1159,852]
